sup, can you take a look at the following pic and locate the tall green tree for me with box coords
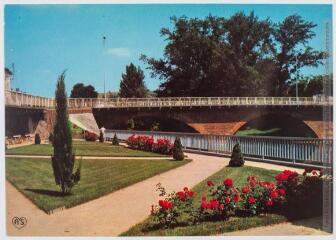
[142,13,274,97]
[273,15,325,96]
[52,72,81,195]
[119,63,148,98]
[70,83,98,98]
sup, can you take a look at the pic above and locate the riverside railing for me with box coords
[5,90,333,109]
[105,129,333,168]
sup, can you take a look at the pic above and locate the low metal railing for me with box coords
[105,129,333,168]
[5,90,333,109]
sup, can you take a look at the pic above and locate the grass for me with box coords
[6,141,162,157]
[121,165,289,236]
[235,128,281,137]
[6,157,190,213]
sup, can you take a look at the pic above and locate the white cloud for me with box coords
[107,47,131,57]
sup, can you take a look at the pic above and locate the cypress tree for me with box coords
[99,130,104,143]
[173,137,184,160]
[51,72,81,195]
[229,143,245,167]
[34,133,41,144]
[112,133,119,146]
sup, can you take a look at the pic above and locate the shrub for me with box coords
[229,143,244,167]
[150,183,194,228]
[112,133,120,146]
[84,131,98,141]
[48,133,53,144]
[199,178,240,220]
[99,130,104,143]
[34,133,41,144]
[126,135,173,155]
[240,176,286,215]
[173,137,184,160]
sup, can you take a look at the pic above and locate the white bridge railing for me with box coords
[5,90,333,109]
[105,129,333,168]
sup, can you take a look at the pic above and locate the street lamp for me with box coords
[102,36,107,100]
[295,54,299,100]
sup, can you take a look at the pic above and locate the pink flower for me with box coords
[225,197,231,204]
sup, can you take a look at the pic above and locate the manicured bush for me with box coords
[229,143,244,167]
[34,133,41,144]
[112,133,120,146]
[99,130,104,143]
[84,131,98,141]
[173,137,184,160]
[48,133,53,144]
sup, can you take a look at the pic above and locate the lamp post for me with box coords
[102,36,107,100]
[295,54,299,100]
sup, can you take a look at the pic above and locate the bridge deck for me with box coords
[5,91,333,109]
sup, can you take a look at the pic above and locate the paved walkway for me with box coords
[223,217,329,236]
[7,153,310,236]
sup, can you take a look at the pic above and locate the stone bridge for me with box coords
[5,91,333,139]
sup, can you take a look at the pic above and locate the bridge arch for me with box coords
[234,113,319,138]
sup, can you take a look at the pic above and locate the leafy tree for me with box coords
[142,13,324,97]
[142,13,274,97]
[273,15,325,96]
[34,133,41,144]
[119,63,148,98]
[173,137,184,160]
[229,143,244,167]
[70,83,98,98]
[112,134,119,146]
[52,72,81,195]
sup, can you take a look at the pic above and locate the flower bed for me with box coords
[149,168,330,228]
[127,135,174,155]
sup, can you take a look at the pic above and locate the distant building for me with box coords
[5,68,12,91]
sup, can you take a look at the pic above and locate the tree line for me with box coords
[70,12,329,99]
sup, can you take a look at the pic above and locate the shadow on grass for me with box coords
[24,188,70,197]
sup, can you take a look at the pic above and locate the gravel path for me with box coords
[6,153,315,236]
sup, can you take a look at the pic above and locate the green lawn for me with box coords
[6,157,190,213]
[6,141,162,157]
[122,166,289,236]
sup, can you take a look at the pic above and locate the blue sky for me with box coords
[5,4,332,97]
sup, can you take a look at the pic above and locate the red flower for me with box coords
[270,190,278,199]
[225,197,231,204]
[278,188,286,196]
[201,201,208,209]
[242,186,250,193]
[202,196,207,202]
[187,191,194,197]
[209,199,219,209]
[248,196,256,204]
[176,191,186,201]
[266,199,273,206]
[159,199,173,209]
[234,194,240,203]
[223,178,233,187]
[183,187,189,192]
[207,180,214,187]
[312,170,318,176]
